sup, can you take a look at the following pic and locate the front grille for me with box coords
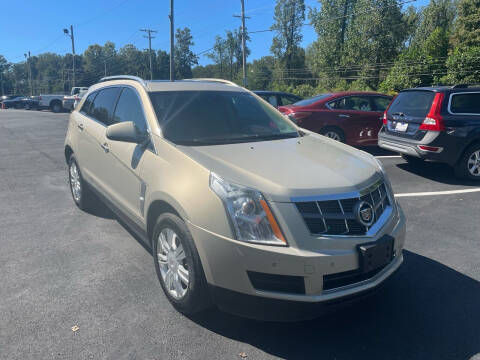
[295,182,391,236]
[323,265,387,291]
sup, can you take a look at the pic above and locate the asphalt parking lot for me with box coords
[1,109,479,360]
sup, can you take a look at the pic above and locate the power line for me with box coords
[140,29,157,80]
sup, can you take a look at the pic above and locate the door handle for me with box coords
[338,114,350,118]
[101,143,109,153]
[77,123,84,131]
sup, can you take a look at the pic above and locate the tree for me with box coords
[451,0,480,48]
[207,36,227,78]
[343,0,408,89]
[0,55,9,95]
[270,0,306,82]
[442,47,480,84]
[175,27,198,79]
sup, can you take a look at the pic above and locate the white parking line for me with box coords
[375,155,402,159]
[395,188,480,198]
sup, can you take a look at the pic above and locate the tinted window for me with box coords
[113,88,148,134]
[372,96,392,112]
[81,92,97,115]
[149,91,298,145]
[280,95,300,106]
[90,87,121,125]
[329,96,373,111]
[293,94,332,106]
[450,93,480,114]
[388,91,435,118]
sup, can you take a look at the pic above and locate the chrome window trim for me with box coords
[291,177,395,238]
[447,91,480,116]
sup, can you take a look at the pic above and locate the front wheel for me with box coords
[68,154,96,210]
[24,103,31,110]
[152,213,211,315]
[455,144,480,180]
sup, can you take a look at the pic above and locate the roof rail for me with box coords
[99,75,147,87]
[183,78,241,87]
[451,84,480,89]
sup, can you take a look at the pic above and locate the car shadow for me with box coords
[359,146,397,157]
[83,197,116,220]
[396,161,480,187]
[188,251,480,360]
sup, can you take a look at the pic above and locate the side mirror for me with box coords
[106,121,145,144]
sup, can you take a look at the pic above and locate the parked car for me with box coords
[278,92,393,146]
[1,95,26,109]
[254,90,302,108]
[64,76,405,320]
[378,84,480,180]
[39,87,88,113]
[63,90,87,111]
[21,96,40,110]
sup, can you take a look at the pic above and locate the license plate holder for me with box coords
[395,122,408,132]
[357,235,394,274]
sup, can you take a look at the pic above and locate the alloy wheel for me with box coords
[467,150,480,177]
[325,131,341,141]
[157,228,189,300]
[69,161,82,202]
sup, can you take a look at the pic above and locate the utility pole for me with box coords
[104,60,107,77]
[169,0,175,81]
[140,29,157,80]
[63,25,76,87]
[234,0,249,87]
[24,51,33,96]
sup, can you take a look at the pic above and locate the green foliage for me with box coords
[451,0,480,48]
[175,27,199,79]
[442,46,480,84]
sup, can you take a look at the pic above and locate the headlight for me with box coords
[209,173,287,246]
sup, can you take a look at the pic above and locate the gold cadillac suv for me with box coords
[64,76,406,320]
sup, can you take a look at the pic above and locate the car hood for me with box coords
[178,132,381,202]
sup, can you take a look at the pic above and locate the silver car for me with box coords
[64,76,406,320]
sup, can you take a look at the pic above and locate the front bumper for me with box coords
[187,204,405,312]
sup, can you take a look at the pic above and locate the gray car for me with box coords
[64,76,406,320]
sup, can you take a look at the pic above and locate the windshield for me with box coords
[149,91,299,145]
[388,91,435,118]
[293,93,332,106]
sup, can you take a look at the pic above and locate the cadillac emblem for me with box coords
[355,201,375,227]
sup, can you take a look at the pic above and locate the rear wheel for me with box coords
[152,213,211,315]
[24,103,31,110]
[455,144,480,180]
[319,127,345,142]
[51,101,62,113]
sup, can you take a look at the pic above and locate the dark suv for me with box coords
[378,85,480,179]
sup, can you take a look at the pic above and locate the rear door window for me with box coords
[90,87,121,126]
[388,91,435,118]
[449,93,480,114]
[329,96,373,111]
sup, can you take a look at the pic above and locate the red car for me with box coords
[278,92,392,146]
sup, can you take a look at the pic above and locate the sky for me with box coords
[1,0,429,66]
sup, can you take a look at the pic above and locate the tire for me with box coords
[68,154,96,210]
[152,213,211,315]
[24,103,31,110]
[51,101,62,113]
[401,154,425,165]
[319,127,345,142]
[454,143,480,180]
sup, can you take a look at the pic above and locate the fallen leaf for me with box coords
[239,352,247,358]
[71,325,79,332]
